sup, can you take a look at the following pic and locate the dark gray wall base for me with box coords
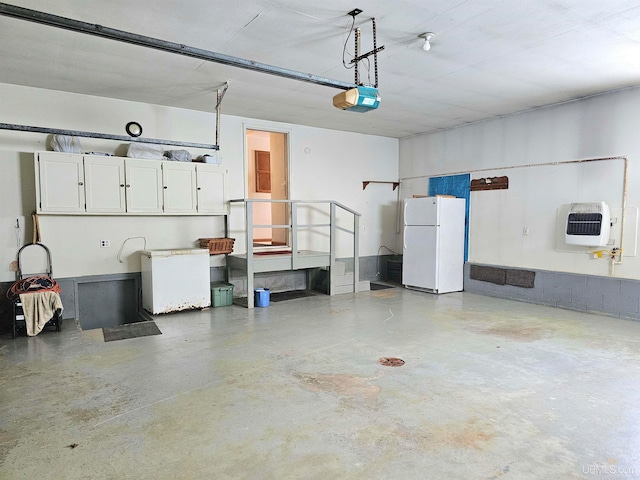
[464,263,640,321]
[227,270,307,297]
[1,273,142,332]
[328,255,398,283]
[61,273,142,323]
[78,277,138,330]
[226,255,395,297]
[0,254,401,330]
[65,269,231,324]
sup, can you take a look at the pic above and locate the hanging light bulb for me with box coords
[419,32,435,52]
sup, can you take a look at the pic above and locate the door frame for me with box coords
[243,123,292,248]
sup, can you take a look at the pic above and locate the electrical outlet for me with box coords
[100,240,111,248]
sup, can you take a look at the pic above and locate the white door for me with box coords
[196,164,227,214]
[125,159,163,213]
[38,152,85,213]
[435,198,466,293]
[84,156,126,213]
[162,162,197,213]
[403,225,438,290]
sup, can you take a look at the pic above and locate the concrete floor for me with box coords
[1,288,640,479]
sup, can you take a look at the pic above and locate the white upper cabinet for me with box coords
[163,161,197,213]
[37,152,85,212]
[84,156,126,213]
[35,152,227,215]
[196,164,228,214]
[125,158,163,213]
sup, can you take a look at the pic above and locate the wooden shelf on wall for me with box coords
[362,181,400,191]
[470,176,509,191]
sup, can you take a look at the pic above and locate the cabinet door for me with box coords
[125,159,163,213]
[162,162,197,213]
[37,152,85,213]
[84,156,126,213]
[196,164,228,214]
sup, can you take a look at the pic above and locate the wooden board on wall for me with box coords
[470,176,509,191]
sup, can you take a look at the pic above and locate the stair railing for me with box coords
[229,199,360,307]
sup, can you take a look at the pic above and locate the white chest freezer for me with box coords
[141,248,211,314]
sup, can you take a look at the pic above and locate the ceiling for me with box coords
[1,0,640,138]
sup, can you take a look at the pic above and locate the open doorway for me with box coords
[246,129,289,248]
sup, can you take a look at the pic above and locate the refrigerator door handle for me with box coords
[403,227,407,249]
[403,200,408,225]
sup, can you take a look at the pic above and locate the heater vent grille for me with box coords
[564,202,610,246]
[566,213,603,236]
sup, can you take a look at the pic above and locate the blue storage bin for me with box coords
[254,288,270,307]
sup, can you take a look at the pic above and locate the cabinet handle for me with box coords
[78,182,83,186]
[120,184,125,187]
[126,184,131,187]
[197,187,201,190]
[164,186,168,189]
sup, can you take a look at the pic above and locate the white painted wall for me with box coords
[0,83,398,282]
[399,86,640,279]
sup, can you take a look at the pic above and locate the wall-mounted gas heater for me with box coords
[565,201,611,246]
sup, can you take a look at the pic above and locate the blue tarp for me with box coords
[429,174,470,261]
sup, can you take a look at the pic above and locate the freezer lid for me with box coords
[404,197,438,226]
[142,248,209,258]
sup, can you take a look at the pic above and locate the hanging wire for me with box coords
[117,236,148,263]
[376,245,401,277]
[342,15,357,70]
[363,57,372,85]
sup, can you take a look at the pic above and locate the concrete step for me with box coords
[332,261,346,276]
[332,272,371,287]
[332,281,370,295]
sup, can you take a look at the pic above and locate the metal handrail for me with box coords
[229,198,361,307]
[229,198,361,217]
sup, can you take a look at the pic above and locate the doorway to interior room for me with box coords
[245,129,289,248]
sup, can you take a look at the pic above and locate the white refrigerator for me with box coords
[402,196,466,294]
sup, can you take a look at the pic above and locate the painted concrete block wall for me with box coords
[0,83,398,282]
[399,86,640,280]
[464,264,640,321]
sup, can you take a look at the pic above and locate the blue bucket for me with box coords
[255,288,270,307]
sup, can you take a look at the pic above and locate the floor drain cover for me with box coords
[378,357,405,367]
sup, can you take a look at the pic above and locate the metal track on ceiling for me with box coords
[0,123,218,150]
[0,3,356,90]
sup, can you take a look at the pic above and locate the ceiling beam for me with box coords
[0,3,355,91]
[0,123,218,149]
